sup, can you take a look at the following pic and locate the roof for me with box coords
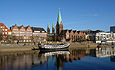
[73,30,77,33]
[31,27,46,32]
[57,9,62,24]
[0,23,12,32]
[110,26,115,28]
[11,24,31,30]
[0,23,4,25]
[48,23,50,28]
[61,30,68,34]
[0,23,8,29]
[8,29,11,32]
[52,22,55,28]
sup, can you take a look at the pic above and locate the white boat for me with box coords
[38,43,70,51]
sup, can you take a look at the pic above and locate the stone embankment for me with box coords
[0,42,115,52]
[0,44,38,52]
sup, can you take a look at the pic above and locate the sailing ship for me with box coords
[38,43,70,51]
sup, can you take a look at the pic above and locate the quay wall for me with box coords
[0,44,38,52]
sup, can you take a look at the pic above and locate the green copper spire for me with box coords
[52,22,54,28]
[15,21,18,26]
[57,8,62,24]
[48,22,50,28]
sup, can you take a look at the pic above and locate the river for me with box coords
[0,47,115,70]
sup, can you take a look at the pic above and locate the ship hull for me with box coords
[38,43,70,51]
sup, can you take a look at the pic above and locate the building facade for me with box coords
[55,9,86,42]
[46,9,86,42]
[31,27,47,43]
[96,32,115,43]
[47,23,55,41]
[60,30,86,42]
[82,30,104,42]
[110,26,115,33]
[10,24,33,43]
[0,23,12,43]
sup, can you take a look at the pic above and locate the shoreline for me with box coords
[0,43,115,52]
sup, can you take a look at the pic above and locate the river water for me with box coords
[0,47,115,70]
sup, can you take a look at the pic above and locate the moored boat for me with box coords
[38,43,70,51]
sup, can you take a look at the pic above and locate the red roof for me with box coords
[0,23,8,29]
[0,23,11,32]
[8,29,11,32]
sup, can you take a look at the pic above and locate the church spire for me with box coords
[48,22,50,29]
[52,22,54,28]
[57,8,62,24]
[52,22,55,34]
[47,22,50,34]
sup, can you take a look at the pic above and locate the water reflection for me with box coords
[96,47,115,57]
[0,51,39,70]
[0,47,115,70]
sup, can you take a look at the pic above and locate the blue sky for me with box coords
[0,0,115,31]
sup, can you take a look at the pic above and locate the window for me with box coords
[34,31,40,32]
[13,29,18,31]
[8,32,11,35]
[20,29,25,31]
[5,32,7,34]
[27,29,31,31]
[5,29,7,31]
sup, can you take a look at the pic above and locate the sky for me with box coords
[0,0,115,31]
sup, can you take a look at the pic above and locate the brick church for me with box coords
[47,9,86,42]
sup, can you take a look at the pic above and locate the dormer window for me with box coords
[13,29,18,31]
[20,29,25,31]
[27,29,31,31]
[42,31,44,32]
[34,31,40,32]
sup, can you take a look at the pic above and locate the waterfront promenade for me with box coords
[0,44,38,52]
[0,42,115,52]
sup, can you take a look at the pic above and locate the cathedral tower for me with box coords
[56,9,63,35]
[52,22,55,34]
[47,23,50,34]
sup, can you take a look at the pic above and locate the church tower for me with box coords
[52,22,55,34]
[47,23,50,34]
[56,9,63,35]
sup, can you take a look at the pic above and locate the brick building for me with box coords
[0,23,11,43]
[83,29,104,41]
[60,30,86,42]
[47,23,56,41]
[31,27,47,43]
[10,24,33,43]
[47,9,86,42]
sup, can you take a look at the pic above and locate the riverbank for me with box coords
[0,44,38,52]
[0,43,115,52]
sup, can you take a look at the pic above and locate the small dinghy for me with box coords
[38,43,70,51]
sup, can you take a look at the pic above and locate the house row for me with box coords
[0,23,47,43]
[0,23,12,43]
[96,32,115,44]
[60,29,86,42]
